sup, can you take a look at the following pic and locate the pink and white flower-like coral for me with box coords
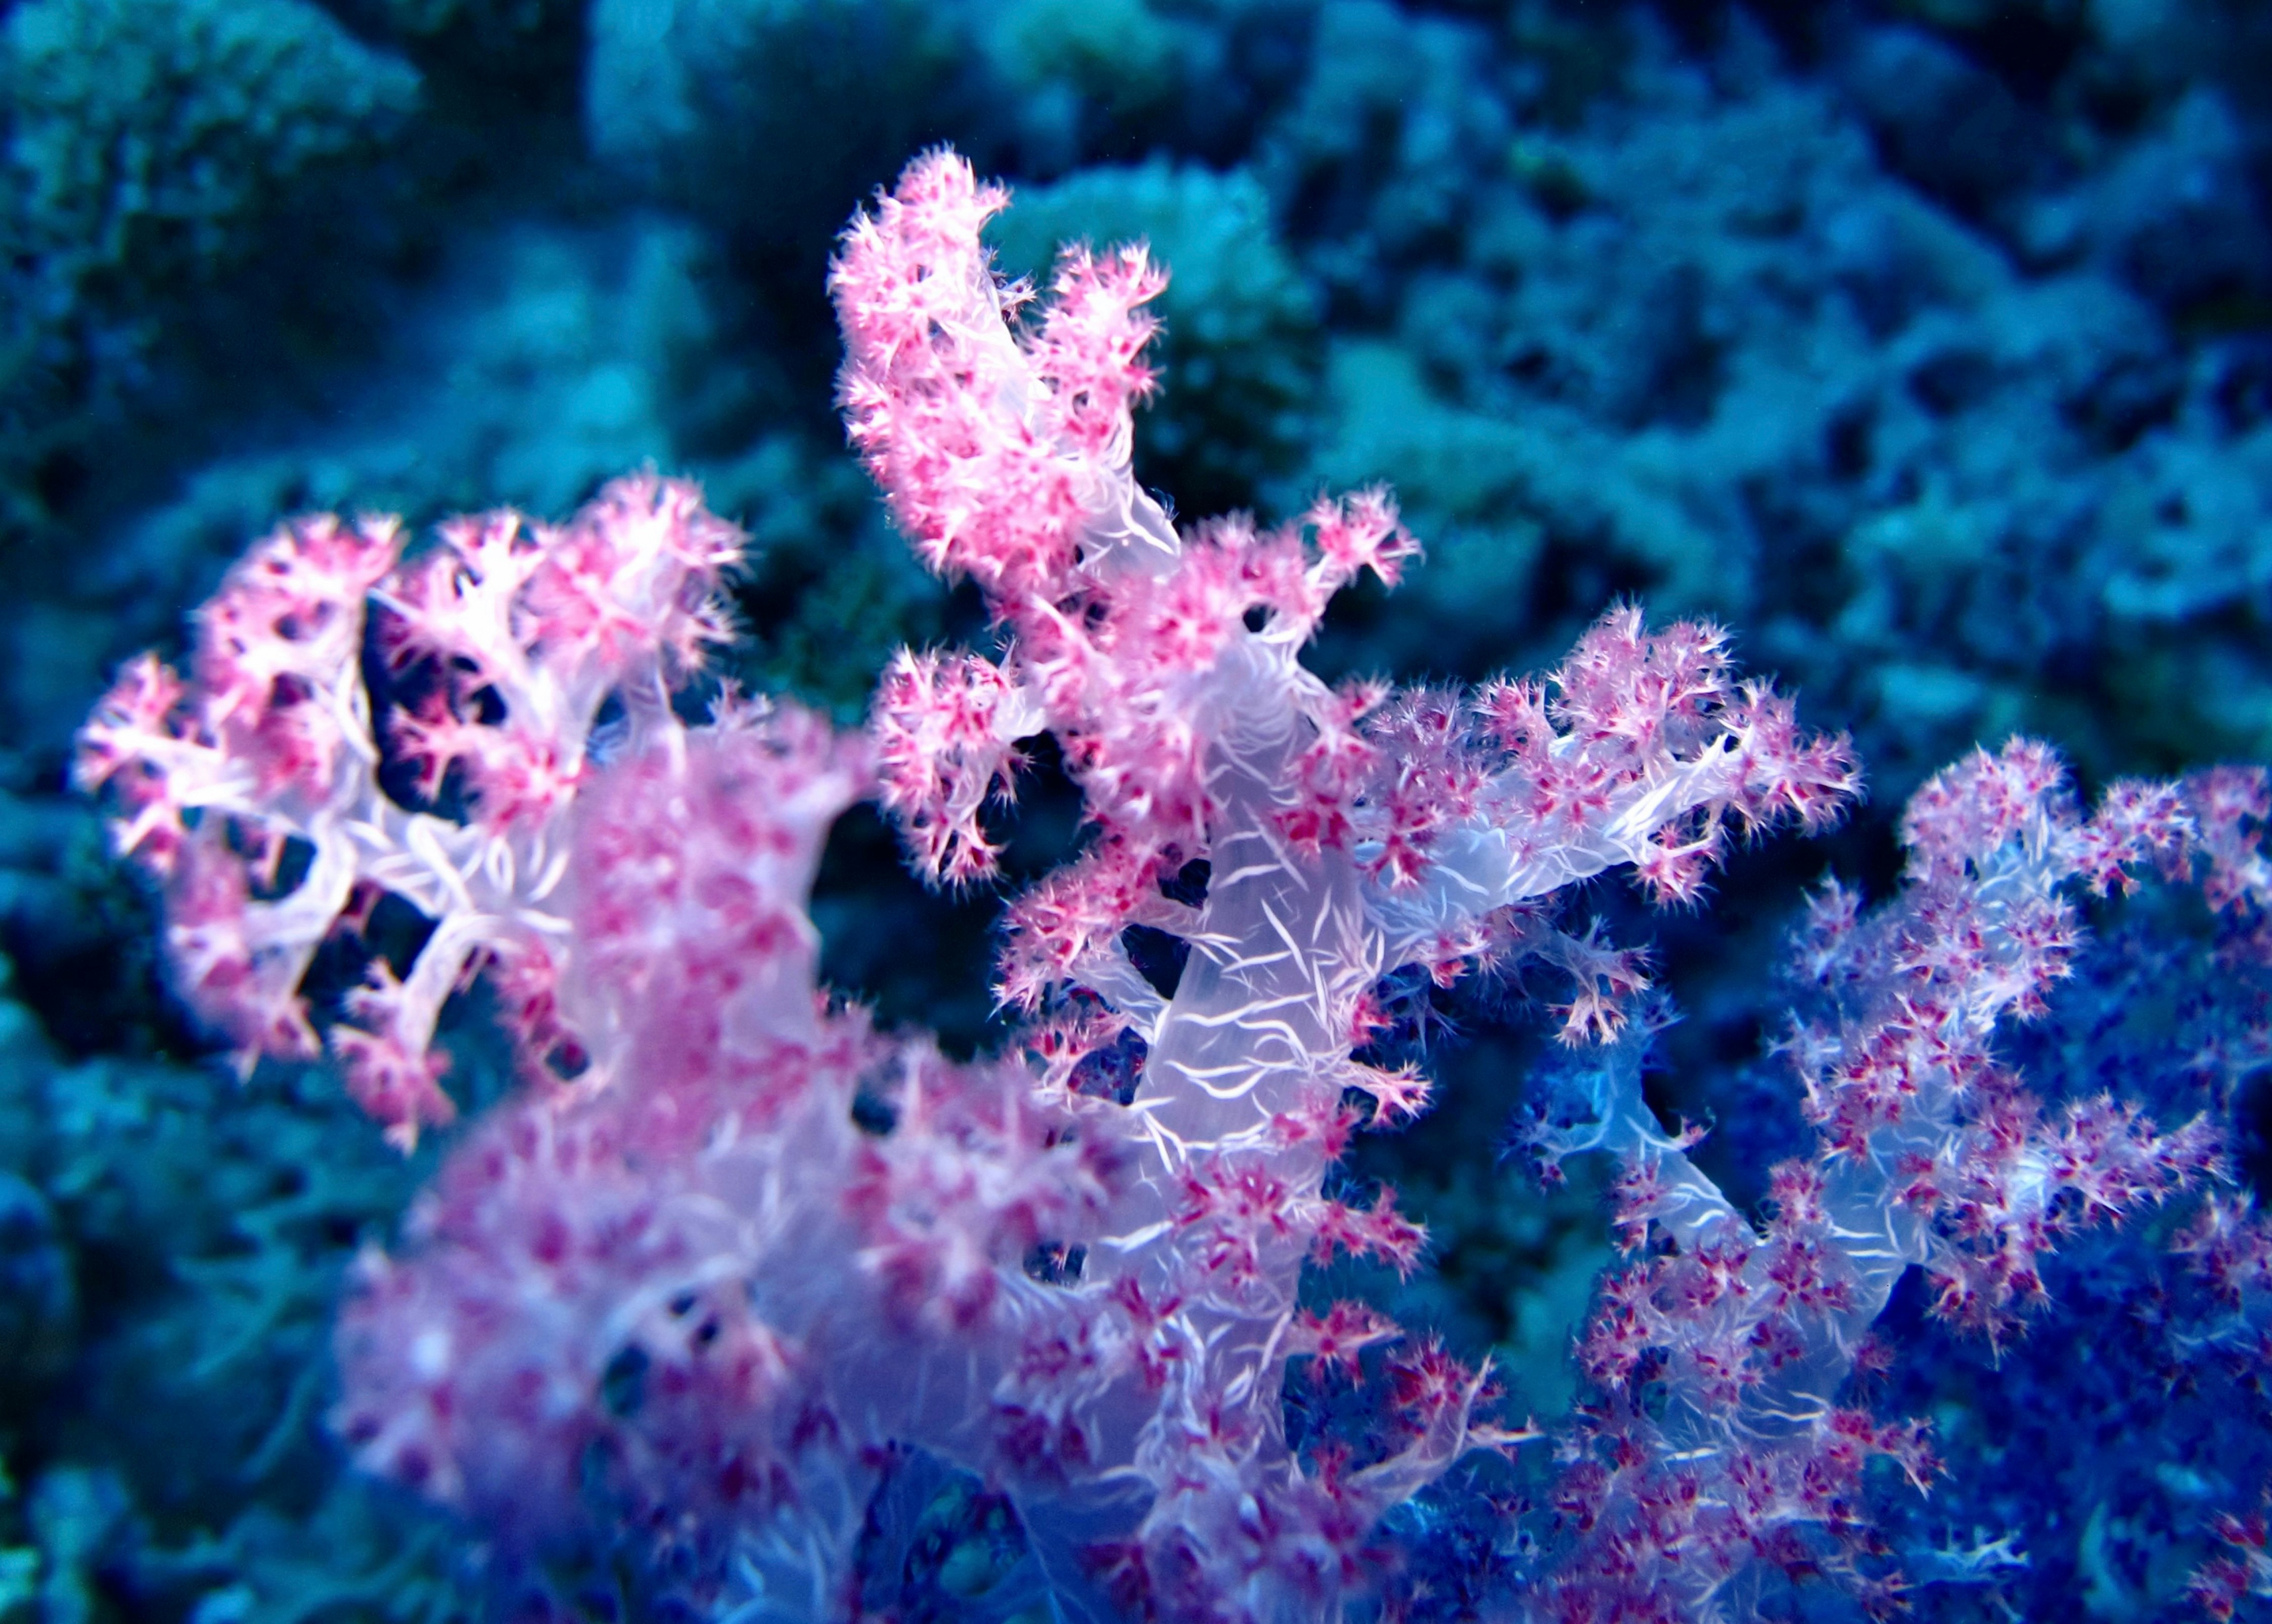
[821,148,1858,1619]
[1510,742,2238,1620]
[76,475,741,1145]
[80,149,1859,1622]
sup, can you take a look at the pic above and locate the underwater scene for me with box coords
[4,0,2272,1619]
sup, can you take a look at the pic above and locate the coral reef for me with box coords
[0,0,419,527]
[2,1,2270,1619]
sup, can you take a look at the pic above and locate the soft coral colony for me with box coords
[69,149,2272,1622]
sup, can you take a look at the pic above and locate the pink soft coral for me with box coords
[77,474,740,1147]
[81,150,1860,1622]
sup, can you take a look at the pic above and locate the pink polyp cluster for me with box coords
[1511,740,2244,1618]
[74,472,744,1147]
[831,149,1166,598]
